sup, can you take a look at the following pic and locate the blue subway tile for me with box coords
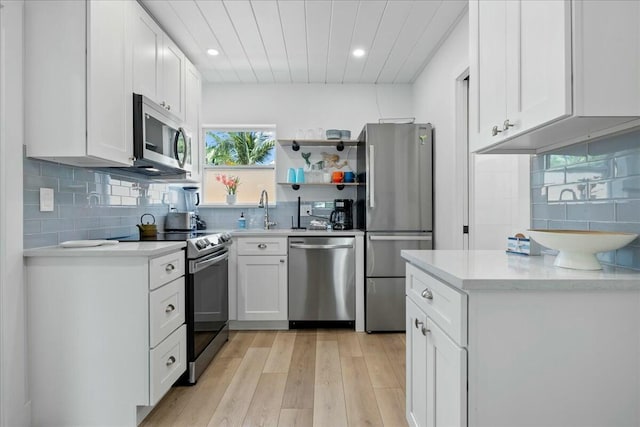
[616,200,640,223]
[543,170,565,185]
[73,169,101,183]
[55,192,75,206]
[24,175,58,191]
[42,218,75,233]
[24,220,41,234]
[588,181,610,200]
[23,190,40,205]
[41,163,74,179]
[614,153,640,178]
[24,233,58,249]
[59,179,88,193]
[588,129,640,159]
[58,230,88,242]
[611,176,640,199]
[530,155,545,172]
[100,217,122,227]
[531,220,548,229]
[23,159,41,176]
[75,217,100,230]
[532,204,565,220]
[566,202,615,222]
[565,160,613,183]
[23,204,59,220]
[547,184,587,202]
[547,220,589,230]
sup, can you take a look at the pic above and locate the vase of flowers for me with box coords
[216,174,240,205]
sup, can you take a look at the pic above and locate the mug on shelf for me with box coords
[344,171,355,183]
[287,168,297,183]
[331,171,344,183]
[296,167,305,183]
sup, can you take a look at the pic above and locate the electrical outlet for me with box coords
[300,204,312,217]
[40,188,54,212]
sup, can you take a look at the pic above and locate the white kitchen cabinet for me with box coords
[24,0,134,167]
[131,1,185,121]
[406,270,467,427]
[237,255,288,321]
[185,59,202,182]
[236,237,288,321]
[470,0,640,154]
[404,250,640,427]
[25,245,187,426]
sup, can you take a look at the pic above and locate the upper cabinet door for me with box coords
[470,0,508,148]
[86,0,133,165]
[161,37,186,121]
[505,0,572,138]
[185,60,202,182]
[132,3,162,103]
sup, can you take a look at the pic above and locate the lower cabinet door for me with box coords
[406,298,428,427]
[150,324,186,405]
[237,255,287,321]
[426,318,467,427]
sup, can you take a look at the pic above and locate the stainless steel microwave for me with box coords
[131,93,192,177]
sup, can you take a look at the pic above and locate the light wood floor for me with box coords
[141,329,408,427]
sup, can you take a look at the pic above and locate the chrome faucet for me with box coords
[258,190,277,230]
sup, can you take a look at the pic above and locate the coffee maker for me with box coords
[183,186,207,230]
[330,199,353,230]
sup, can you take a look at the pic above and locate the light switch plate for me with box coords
[300,204,312,217]
[40,188,54,212]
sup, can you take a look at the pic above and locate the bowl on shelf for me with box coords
[527,229,638,270]
[340,129,351,140]
[326,129,341,140]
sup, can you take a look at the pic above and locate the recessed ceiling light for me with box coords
[207,48,220,56]
[352,48,366,58]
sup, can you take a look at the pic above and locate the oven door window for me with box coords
[192,257,228,358]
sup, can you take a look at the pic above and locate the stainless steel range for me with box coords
[183,232,232,384]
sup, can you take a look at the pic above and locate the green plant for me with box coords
[205,131,275,166]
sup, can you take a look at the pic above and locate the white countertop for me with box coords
[401,250,640,291]
[230,229,364,237]
[23,241,186,257]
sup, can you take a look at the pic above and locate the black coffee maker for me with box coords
[330,199,354,230]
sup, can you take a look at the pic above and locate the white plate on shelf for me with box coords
[59,240,119,248]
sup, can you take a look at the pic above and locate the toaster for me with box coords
[165,212,195,231]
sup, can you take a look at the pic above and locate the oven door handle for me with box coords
[191,251,229,274]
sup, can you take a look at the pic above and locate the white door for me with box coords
[161,37,185,121]
[86,0,133,166]
[131,2,161,103]
[470,0,508,151]
[426,318,467,427]
[237,255,287,321]
[406,298,428,427]
[505,0,572,137]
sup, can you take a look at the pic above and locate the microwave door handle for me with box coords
[174,128,186,168]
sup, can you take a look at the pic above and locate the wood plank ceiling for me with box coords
[141,0,468,84]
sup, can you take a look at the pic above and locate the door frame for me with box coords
[454,67,472,250]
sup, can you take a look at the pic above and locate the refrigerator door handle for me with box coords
[369,235,433,241]
[369,145,375,208]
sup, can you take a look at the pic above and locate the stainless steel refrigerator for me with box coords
[356,123,433,332]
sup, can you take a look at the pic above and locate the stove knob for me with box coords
[195,239,206,249]
[203,238,211,245]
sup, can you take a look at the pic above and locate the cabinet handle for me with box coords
[165,263,176,273]
[166,356,176,366]
[166,104,171,111]
[491,125,502,136]
[128,156,136,162]
[503,119,515,130]
[421,326,430,336]
[160,101,166,107]
[415,318,424,329]
[257,243,267,249]
[165,304,175,313]
[280,259,285,263]
[421,288,433,300]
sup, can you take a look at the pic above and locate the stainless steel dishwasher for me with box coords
[288,236,355,326]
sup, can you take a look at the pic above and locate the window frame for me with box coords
[200,124,277,207]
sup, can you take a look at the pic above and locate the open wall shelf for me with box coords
[277,182,360,191]
[278,139,358,152]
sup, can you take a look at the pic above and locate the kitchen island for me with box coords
[402,249,640,427]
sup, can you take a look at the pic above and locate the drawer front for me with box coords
[150,250,185,290]
[406,263,467,347]
[150,324,186,405]
[149,277,185,347]
[236,237,287,255]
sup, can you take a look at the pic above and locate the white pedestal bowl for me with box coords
[527,230,638,270]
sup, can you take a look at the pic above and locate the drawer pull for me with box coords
[257,243,267,249]
[165,263,176,273]
[421,326,430,336]
[491,125,502,136]
[165,304,175,313]
[166,356,176,366]
[415,318,424,329]
[421,288,433,300]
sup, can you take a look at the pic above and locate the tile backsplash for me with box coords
[23,156,171,249]
[530,129,640,269]
[24,154,356,248]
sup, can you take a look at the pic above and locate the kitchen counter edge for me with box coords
[23,241,187,258]
[401,249,640,291]
[230,229,364,237]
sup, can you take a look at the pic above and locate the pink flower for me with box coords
[216,174,240,195]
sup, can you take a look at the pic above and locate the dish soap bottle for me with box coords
[238,212,246,229]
